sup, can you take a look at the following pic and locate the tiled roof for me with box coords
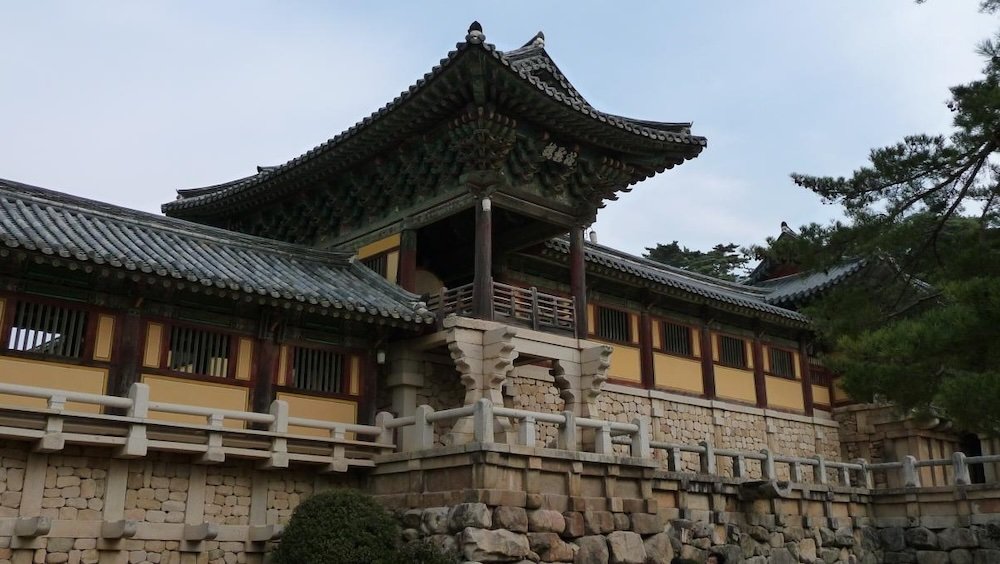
[543,239,810,325]
[164,23,706,214]
[751,259,868,307]
[0,178,434,326]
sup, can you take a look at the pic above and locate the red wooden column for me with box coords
[639,311,655,388]
[108,310,142,400]
[398,229,417,293]
[569,226,588,338]
[799,340,815,416]
[473,197,494,320]
[699,323,716,398]
[752,334,768,408]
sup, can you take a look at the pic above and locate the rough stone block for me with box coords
[527,532,575,562]
[460,527,530,562]
[422,507,450,535]
[643,532,673,564]
[494,507,528,533]
[915,551,949,564]
[630,513,663,536]
[575,535,609,564]
[881,528,908,552]
[607,531,645,564]
[528,509,565,534]
[450,503,492,532]
[584,511,615,535]
[562,512,584,539]
[612,513,630,532]
[905,527,938,550]
[938,528,977,551]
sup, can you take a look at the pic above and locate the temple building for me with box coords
[0,23,991,564]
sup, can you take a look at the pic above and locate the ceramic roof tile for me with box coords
[0,178,434,326]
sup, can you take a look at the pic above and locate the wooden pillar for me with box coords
[398,229,418,293]
[699,323,716,398]
[752,334,768,408]
[473,197,494,320]
[799,340,815,416]
[639,311,654,389]
[108,310,142,399]
[252,336,278,415]
[569,226,588,338]
[359,352,379,425]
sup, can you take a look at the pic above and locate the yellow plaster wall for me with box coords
[765,376,805,411]
[586,304,596,335]
[235,338,253,381]
[143,322,163,368]
[278,392,358,437]
[93,314,115,361]
[357,234,401,259]
[652,353,702,394]
[598,342,641,384]
[652,321,662,349]
[0,357,106,413]
[715,366,757,403]
[833,379,849,403]
[812,384,831,407]
[385,250,400,284]
[629,314,639,345]
[277,345,289,386]
[142,374,249,429]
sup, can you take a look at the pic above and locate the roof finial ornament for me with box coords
[532,31,545,47]
[466,21,485,45]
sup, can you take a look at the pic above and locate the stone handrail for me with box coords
[375,398,998,490]
[0,381,389,470]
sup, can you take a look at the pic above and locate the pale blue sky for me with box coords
[0,2,995,254]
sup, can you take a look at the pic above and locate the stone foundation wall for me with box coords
[395,502,876,563]
[0,443,361,564]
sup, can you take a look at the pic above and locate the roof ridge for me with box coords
[0,178,354,266]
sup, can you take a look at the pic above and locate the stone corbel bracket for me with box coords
[181,522,219,553]
[11,516,51,549]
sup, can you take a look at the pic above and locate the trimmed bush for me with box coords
[397,540,460,564]
[272,489,399,564]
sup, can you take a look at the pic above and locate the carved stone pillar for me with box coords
[445,318,518,443]
[386,346,426,451]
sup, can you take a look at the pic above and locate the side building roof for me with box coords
[542,238,810,326]
[752,259,868,308]
[0,178,434,327]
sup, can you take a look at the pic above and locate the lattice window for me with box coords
[166,326,231,378]
[7,300,88,359]
[596,306,631,342]
[662,322,693,356]
[718,335,748,368]
[291,347,346,394]
[769,348,795,378]
[361,254,388,278]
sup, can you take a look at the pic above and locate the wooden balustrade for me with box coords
[426,281,576,335]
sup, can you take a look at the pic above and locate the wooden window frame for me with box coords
[658,319,698,359]
[149,319,243,384]
[0,294,102,366]
[715,333,749,369]
[765,345,796,379]
[591,304,633,345]
[275,340,362,401]
[360,253,390,279]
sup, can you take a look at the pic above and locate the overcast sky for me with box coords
[0,2,996,256]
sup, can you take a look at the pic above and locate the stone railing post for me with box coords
[699,440,716,475]
[667,447,683,472]
[791,461,804,483]
[854,459,873,489]
[119,383,149,457]
[630,417,650,458]
[594,424,612,455]
[473,398,494,444]
[762,449,776,480]
[814,455,829,485]
[37,394,67,452]
[559,410,577,451]
[375,411,395,452]
[902,455,921,488]
[733,454,746,479]
[518,415,536,448]
[953,452,971,486]
[413,405,434,451]
[263,400,289,469]
[201,413,225,464]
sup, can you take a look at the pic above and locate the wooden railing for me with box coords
[426,281,576,335]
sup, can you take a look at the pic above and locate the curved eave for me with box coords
[0,246,435,329]
[163,36,706,218]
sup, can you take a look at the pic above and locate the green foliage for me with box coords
[272,489,457,564]
[778,4,1000,434]
[644,241,750,281]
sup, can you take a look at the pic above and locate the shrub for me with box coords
[396,540,460,564]
[272,489,399,564]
